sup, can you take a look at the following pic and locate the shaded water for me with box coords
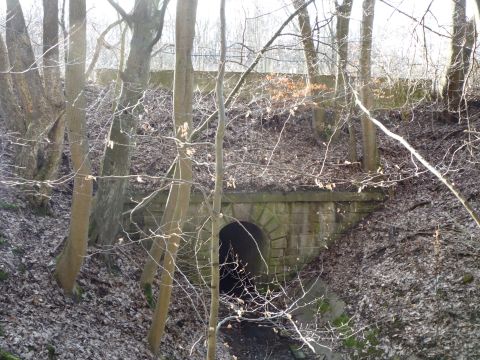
[221,320,311,360]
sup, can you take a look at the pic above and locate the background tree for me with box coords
[55,0,92,294]
[334,0,356,162]
[89,0,170,249]
[441,0,474,111]
[2,0,65,208]
[148,0,198,353]
[293,0,327,139]
[359,0,378,172]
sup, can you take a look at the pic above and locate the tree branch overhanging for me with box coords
[353,91,480,228]
[107,0,132,27]
[85,18,124,79]
[147,0,171,51]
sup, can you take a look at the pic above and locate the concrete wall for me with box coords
[127,191,383,284]
[96,68,430,108]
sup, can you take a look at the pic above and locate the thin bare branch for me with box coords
[107,0,132,27]
[85,18,124,79]
[147,0,171,51]
[353,91,480,228]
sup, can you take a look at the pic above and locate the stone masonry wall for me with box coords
[128,191,383,284]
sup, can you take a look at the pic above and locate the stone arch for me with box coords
[219,221,268,294]
[230,202,289,279]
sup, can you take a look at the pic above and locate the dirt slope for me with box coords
[306,103,480,359]
[1,85,479,359]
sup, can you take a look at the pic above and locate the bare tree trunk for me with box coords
[37,0,66,200]
[441,0,467,110]
[90,0,169,249]
[55,0,92,295]
[4,0,65,208]
[139,165,179,287]
[148,0,197,353]
[474,0,480,17]
[207,0,226,358]
[0,34,24,135]
[113,23,128,107]
[293,0,327,139]
[359,0,378,172]
[334,0,356,162]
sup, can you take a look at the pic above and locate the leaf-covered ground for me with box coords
[1,84,480,359]
[304,102,480,358]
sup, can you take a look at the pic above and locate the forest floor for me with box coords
[1,84,479,359]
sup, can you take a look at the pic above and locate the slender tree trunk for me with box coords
[441,0,467,110]
[207,0,226,358]
[55,0,92,295]
[36,0,66,201]
[359,0,378,172]
[293,0,327,139]
[90,0,169,249]
[334,0,356,162]
[139,165,179,287]
[113,23,128,107]
[148,0,197,353]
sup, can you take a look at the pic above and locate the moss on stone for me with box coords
[0,349,20,360]
[462,273,474,284]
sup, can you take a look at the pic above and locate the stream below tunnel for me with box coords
[218,221,314,359]
[217,220,345,359]
[220,320,313,360]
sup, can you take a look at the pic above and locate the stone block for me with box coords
[269,257,283,266]
[262,216,277,230]
[290,203,310,215]
[259,208,274,226]
[232,203,253,221]
[285,247,299,256]
[251,204,266,223]
[283,255,302,266]
[269,227,286,241]
[299,234,315,248]
[271,237,287,249]
[273,202,288,214]
[270,248,284,258]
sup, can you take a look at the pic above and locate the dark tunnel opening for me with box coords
[219,221,265,296]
